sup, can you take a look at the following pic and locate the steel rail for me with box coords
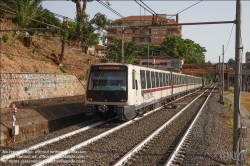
[0,119,107,162]
[113,88,209,166]
[32,88,204,165]
[165,85,215,166]
[32,106,164,166]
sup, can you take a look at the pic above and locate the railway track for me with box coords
[114,86,214,166]
[0,86,213,166]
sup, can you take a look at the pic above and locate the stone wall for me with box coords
[0,73,85,108]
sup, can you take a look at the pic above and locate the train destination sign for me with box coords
[93,66,126,70]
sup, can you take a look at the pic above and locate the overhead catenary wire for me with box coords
[208,20,235,62]
[139,0,157,15]
[168,0,203,19]
[0,4,91,46]
[5,0,76,22]
[134,0,154,15]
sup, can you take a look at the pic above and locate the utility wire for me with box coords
[139,0,157,15]
[7,0,76,22]
[207,19,235,63]
[97,0,124,18]
[134,0,154,15]
[168,0,203,19]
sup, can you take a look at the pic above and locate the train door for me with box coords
[132,69,138,107]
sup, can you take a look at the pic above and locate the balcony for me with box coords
[132,33,151,37]
[107,34,116,37]
[107,25,130,29]
[136,42,151,45]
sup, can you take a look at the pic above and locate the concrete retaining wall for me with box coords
[0,73,85,108]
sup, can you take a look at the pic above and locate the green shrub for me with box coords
[32,48,37,53]
[2,34,9,43]
[24,87,29,91]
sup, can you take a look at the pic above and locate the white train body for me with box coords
[85,63,203,120]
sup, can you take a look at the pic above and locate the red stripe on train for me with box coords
[141,83,200,95]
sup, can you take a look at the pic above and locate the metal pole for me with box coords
[233,0,242,161]
[222,45,224,103]
[219,56,221,94]
[122,26,124,63]
[147,45,149,67]
[0,32,2,145]
[179,55,181,73]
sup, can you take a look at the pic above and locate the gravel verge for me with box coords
[181,90,231,166]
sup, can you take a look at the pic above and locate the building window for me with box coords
[117,29,122,34]
[118,22,122,26]
[144,38,150,43]
[135,30,140,34]
[144,22,150,25]
[125,38,131,42]
[143,30,149,34]
[125,30,131,34]
[152,37,158,42]
[134,21,140,25]
[152,30,158,34]
[162,30,167,34]
[135,38,140,42]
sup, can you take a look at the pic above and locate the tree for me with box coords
[2,0,43,28]
[106,38,138,64]
[228,58,235,64]
[80,13,110,54]
[160,35,206,64]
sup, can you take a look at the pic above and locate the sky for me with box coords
[42,1,250,63]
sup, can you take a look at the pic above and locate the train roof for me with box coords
[90,63,201,78]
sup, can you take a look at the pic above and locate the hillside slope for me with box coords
[0,18,106,85]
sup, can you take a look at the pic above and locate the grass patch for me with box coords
[241,92,250,114]
[60,67,66,73]
[225,99,234,151]
[79,75,85,80]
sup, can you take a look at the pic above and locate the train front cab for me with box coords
[85,64,137,121]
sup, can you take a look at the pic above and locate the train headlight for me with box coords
[88,97,93,101]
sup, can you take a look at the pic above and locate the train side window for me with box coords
[168,73,170,86]
[140,70,146,89]
[163,73,166,86]
[151,72,155,88]
[159,73,163,87]
[173,75,175,85]
[146,71,151,88]
[175,75,177,85]
[155,72,159,87]
[165,73,168,86]
[132,70,135,89]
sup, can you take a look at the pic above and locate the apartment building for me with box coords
[107,14,182,46]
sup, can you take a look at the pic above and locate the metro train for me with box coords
[85,63,204,121]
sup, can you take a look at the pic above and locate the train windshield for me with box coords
[88,70,127,91]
